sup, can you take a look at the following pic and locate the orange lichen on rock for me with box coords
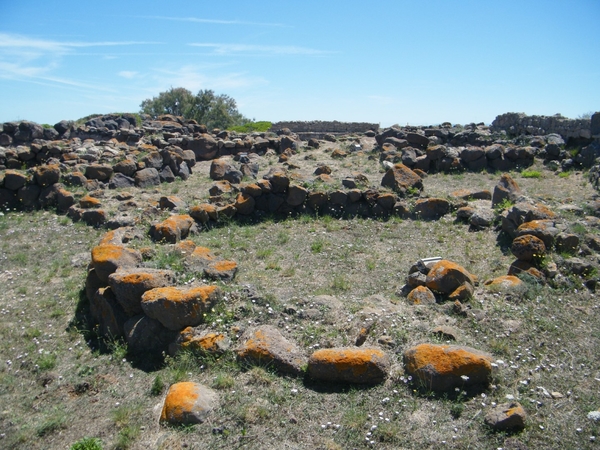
[182,333,228,354]
[484,275,523,289]
[141,285,221,330]
[191,247,215,261]
[175,240,197,255]
[142,285,218,304]
[212,260,237,271]
[484,402,527,431]
[425,260,475,295]
[236,326,305,375]
[511,234,546,262]
[160,382,217,425]
[403,343,492,392]
[98,230,121,245]
[204,259,238,281]
[91,244,142,282]
[79,194,101,209]
[150,214,195,243]
[189,204,218,223]
[307,347,390,384]
[108,267,176,316]
[407,286,436,305]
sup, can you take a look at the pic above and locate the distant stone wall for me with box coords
[491,112,593,141]
[270,121,379,134]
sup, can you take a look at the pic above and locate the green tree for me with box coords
[140,87,248,130]
[140,87,196,118]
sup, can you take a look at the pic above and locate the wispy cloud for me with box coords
[0,33,157,91]
[0,33,160,53]
[142,15,287,28]
[150,65,268,92]
[118,71,139,79]
[188,43,333,56]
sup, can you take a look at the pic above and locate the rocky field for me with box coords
[1,114,600,449]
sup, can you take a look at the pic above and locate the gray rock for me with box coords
[109,172,135,189]
[134,168,160,188]
[484,402,527,431]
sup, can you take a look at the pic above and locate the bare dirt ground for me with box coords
[1,138,600,449]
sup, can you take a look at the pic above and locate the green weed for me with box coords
[70,437,104,450]
[521,170,542,178]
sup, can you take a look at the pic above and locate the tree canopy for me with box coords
[140,87,249,130]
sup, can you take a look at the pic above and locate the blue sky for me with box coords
[1,0,598,127]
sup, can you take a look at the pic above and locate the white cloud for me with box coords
[0,33,157,92]
[118,71,138,79]
[142,15,286,28]
[188,43,333,56]
[150,65,268,93]
[0,33,160,52]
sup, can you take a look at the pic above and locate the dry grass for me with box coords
[1,140,600,449]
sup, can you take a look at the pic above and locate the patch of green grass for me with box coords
[228,121,272,133]
[107,338,128,361]
[256,247,273,259]
[493,198,514,212]
[247,366,277,386]
[276,230,290,245]
[37,406,68,437]
[571,223,587,235]
[112,404,143,449]
[558,171,571,178]
[331,275,350,293]
[152,247,185,273]
[311,238,326,253]
[212,373,235,390]
[150,375,165,396]
[521,170,542,178]
[37,352,57,371]
[70,437,104,450]
[266,261,281,270]
[9,252,28,265]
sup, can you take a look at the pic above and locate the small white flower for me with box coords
[460,375,469,382]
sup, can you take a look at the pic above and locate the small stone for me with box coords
[484,402,527,431]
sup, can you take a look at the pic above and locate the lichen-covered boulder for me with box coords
[160,382,217,425]
[108,268,176,316]
[407,286,437,305]
[234,193,255,215]
[516,220,559,248]
[204,260,238,281]
[141,285,221,330]
[413,198,450,220]
[150,214,196,243]
[79,194,101,209]
[484,275,523,290]
[492,173,521,208]
[425,260,475,297]
[91,244,142,283]
[511,234,546,262]
[380,163,423,196]
[236,325,306,376]
[33,164,60,187]
[307,347,390,384]
[189,203,218,223]
[172,328,231,355]
[403,343,493,392]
